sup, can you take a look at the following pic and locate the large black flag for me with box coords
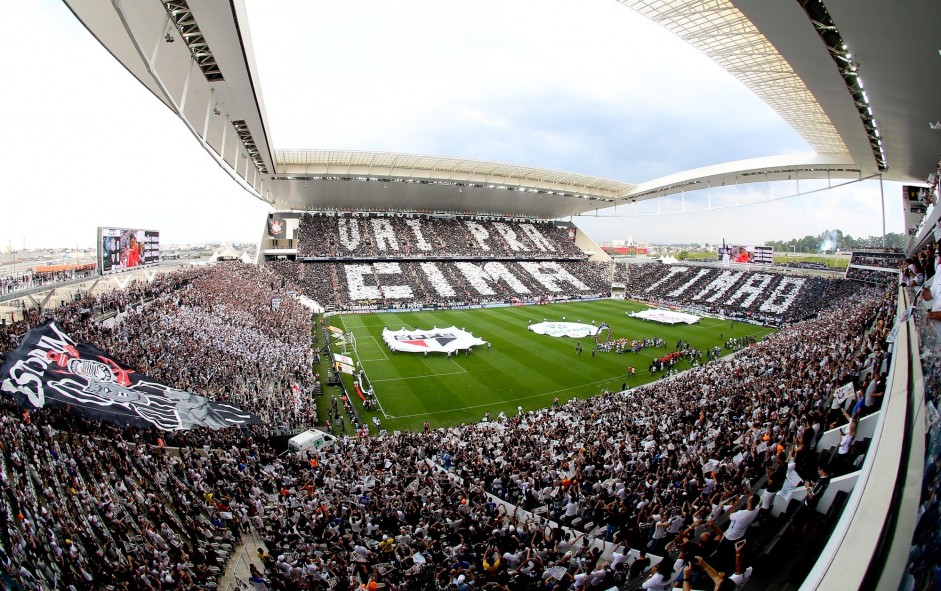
[0,321,261,431]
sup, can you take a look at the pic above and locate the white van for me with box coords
[288,429,337,454]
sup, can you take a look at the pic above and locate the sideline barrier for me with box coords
[800,286,925,591]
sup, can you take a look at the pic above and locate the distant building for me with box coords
[600,236,651,256]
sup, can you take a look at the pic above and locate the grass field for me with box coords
[774,253,849,269]
[331,300,774,432]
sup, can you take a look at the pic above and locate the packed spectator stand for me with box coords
[902,239,941,591]
[1,263,318,434]
[296,213,585,261]
[269,260,611,312]
[0,254,896,591]
[621,263,863,325]
[845,267,897,285]
[845,250,905,286]
[270,213,609,312]
[847,252,905,269]
[781,261,830,271]
[0,265,98,297]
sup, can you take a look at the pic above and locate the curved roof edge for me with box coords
[618,0,849,157]
[63,0,276,205]
[275,149,634,199]
[616,153,864,201]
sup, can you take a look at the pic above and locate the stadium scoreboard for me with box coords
[98,227,160,274]
[717,244,773,266]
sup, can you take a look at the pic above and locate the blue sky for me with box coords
[0,0,902,250]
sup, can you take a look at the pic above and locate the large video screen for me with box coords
[717,244,773,266]
[98,227,160,274]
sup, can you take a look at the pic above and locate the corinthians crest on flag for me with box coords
[381,326,487,354]
[267,217,287,239]
[0,321,261,431]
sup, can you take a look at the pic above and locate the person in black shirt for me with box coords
[762,451,788,512]
[804,462,831,510]
[792,462,831,535]
[628,549,651,579]
[794,423,818,482]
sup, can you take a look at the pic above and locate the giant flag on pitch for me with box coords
[0,321,261,431]
[381,326,487,354]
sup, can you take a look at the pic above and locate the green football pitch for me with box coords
[331,300,774,432]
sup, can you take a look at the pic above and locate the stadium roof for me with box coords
[618,153,863,202]
[269,150,630,219]
[274,150,631,196]
[62,0,939,216]
[619,0,849,158]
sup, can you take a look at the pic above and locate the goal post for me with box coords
[338,331,356,357]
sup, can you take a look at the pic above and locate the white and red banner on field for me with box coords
[528,321,599,338]
[628,309,701,325]
[382,326,488,354]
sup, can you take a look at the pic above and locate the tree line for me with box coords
[765,230,903,253]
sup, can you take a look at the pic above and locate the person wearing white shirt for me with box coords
[723,496,759,542]
[922,277,941,338]
[610,548,628,570]
[641,562,675,591]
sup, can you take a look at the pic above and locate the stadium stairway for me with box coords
[217,525,267,591]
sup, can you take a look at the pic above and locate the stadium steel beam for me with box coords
[63,0,274,205]
[611,153,862,202]
[142,2,267,203]
[577,172,876,218]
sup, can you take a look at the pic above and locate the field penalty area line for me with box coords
[356,335,389,361]
[447,356,468,374]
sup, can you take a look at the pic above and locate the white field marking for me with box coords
[447,356,468,372]
[339,317,391,418]
[356,335,389,361]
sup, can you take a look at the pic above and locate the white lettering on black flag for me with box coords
[0,321,261,431]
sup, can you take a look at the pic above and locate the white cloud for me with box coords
[247,0,801,162]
